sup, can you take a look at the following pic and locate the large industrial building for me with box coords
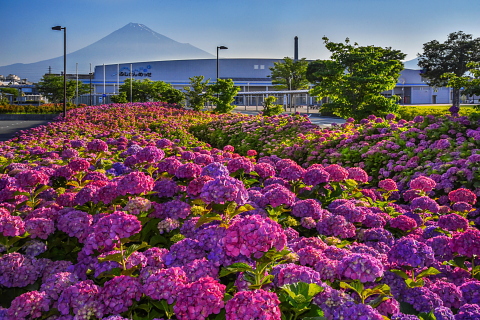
[76,58,455,106]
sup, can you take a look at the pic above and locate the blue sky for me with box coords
[1,0,480,66]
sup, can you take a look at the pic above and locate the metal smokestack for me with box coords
[294,36,298,61]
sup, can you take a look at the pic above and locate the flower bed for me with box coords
[0,103,479,320]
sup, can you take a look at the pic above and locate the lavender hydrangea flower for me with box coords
[57,280,104,319]
[303,167,330,185]
[337,253,384,282]
[40,272,79,301]
[226,290,281,320]
[164,238,206,267]
[174,277,225,320]
[201,162,230,178]
[136,146,164,163]
[401,287,443,313]
[56,209,93,243]
[429,280,463,309]
[316,214,356,239]
[263,184,296,208]
[438,213,469,231]
[460,280,480,305]
[273,263,323,287]
[341,303,384,320]
[0,253,40,287]
[456,304,480,320]
[184,258,219,281]
[410,196,440,213]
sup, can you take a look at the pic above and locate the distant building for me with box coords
[80,58,457,106]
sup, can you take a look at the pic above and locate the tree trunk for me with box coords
[452,88,461,107]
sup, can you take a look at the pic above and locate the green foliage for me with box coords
[0,87,20,97]
[115,78,185,104]
[397,105,477,120]
[36,74,89,103]
[442,62,480,98]
[269,57,310,90]
[418,31,480,107]
[280,282,325,319]
[261,96,284,116]
[209,79,240,113]
[183,75,212,111]
[0,103,85,114]
[307,37,405,120]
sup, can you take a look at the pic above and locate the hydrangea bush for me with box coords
[0,102,479,319]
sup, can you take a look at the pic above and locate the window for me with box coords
[254,65,259,69]
[260,65,265,69]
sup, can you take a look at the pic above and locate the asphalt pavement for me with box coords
[0,120,52,142]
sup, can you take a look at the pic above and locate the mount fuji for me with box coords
[0,23,214,82]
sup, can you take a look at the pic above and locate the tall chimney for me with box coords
[294,36,299,61]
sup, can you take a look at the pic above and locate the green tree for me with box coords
[418,31,480,107]
[37,74,89,104]
[442,62,480,101]
[183,76,212,111]
[307,37,406,120]
[262,96,284,116]
[269,57,309,90]
[209,79,240,113]
[114,78,185,104]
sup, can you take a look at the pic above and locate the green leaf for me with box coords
[399,301,418,315]
[13,191,30,196]
[149,234,167,246]
[195,214,222,228]
[390,269,409,280]
[98,252,123,264]
[416,267,441,279]
[124,242,149,260]
[339,280,364,295]
[219,262,253,277]
[33,184,51,197]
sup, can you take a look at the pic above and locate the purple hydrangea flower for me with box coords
[200,176,248,205]
[101,275,142,315]
[165,238,206,267]
[347,167,369,183]
[451,228,480,257]
[57,280,103,319]
[40,272,79,301]
[316,214,356,239]
[143,267,188,304]
[0,253,40,287]
[174,277,225,320]
[224,215,287,259]
[263,184,296,208]
[136,146,164,163]
[87,139,108,152]
[6,291,50,320]
[409,176,436,192]
[291,199,323,219]
[410,196,440,213]
[303,167,330,185]
[448,188,477,204]
[337,253,384,282]
[201,162,230,178]
[253,163,276,179]
[402,287,443,313]
[429,280,463,309]
[460,280,480,305]
[175,162,202,179]
[273,263,323,286]
[379,178,398,191]
[438,213,469,231]
[227,157,254,173]
[388,237,434,268]
[226,290,280,320]
[456,304,480,320]
[324,164,349,182]
[117,171,154,195]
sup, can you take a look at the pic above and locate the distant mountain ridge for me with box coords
[403,57,420,69]
[0,23,214,82]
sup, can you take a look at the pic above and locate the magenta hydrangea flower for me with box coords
[6,291,50,320]
[389,215,417,231]
[184,258,219,281]
[451,228,480,257]
[15,169,49,188]
[227,157,254,173]
[226,290,281,320]
[87,139,108,152]
[187,175,214,197]
[143,267,188,304]
[156,138,173,148]
[409,176,436,192]
[378,179,398,191]
[337,253,384,282]
[448,188,477,204]
[136,146,164,163]
[68,159,90,172]
[224,215,287,259]
[200,176,248,205]
[456,304,480,320]
[101,275,142,315]
[324,164,349,182]
[175,162,202,179]
[347,167,369,183]
[263,184,296,208]
[429,280,463,309]
[174,277,225,320]
[57,280,103,319]
[438,213,469,231]
[388,237,434,268]
[253,162,276,179]
[117,171,154,195]
[0,213,25,237]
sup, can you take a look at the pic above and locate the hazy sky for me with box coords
[1,0,480,66]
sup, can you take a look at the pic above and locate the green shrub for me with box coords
[396,105,478,120]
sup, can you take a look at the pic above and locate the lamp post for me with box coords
[216,46,228,80]
[52,26,67,118]
[89,72,93,106]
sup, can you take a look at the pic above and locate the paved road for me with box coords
[233,108,346,128]
[0,120,52,142]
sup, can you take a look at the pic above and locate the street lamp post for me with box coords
[89,73,93,106]
[216,46,228,80]
[52,26,67,118]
